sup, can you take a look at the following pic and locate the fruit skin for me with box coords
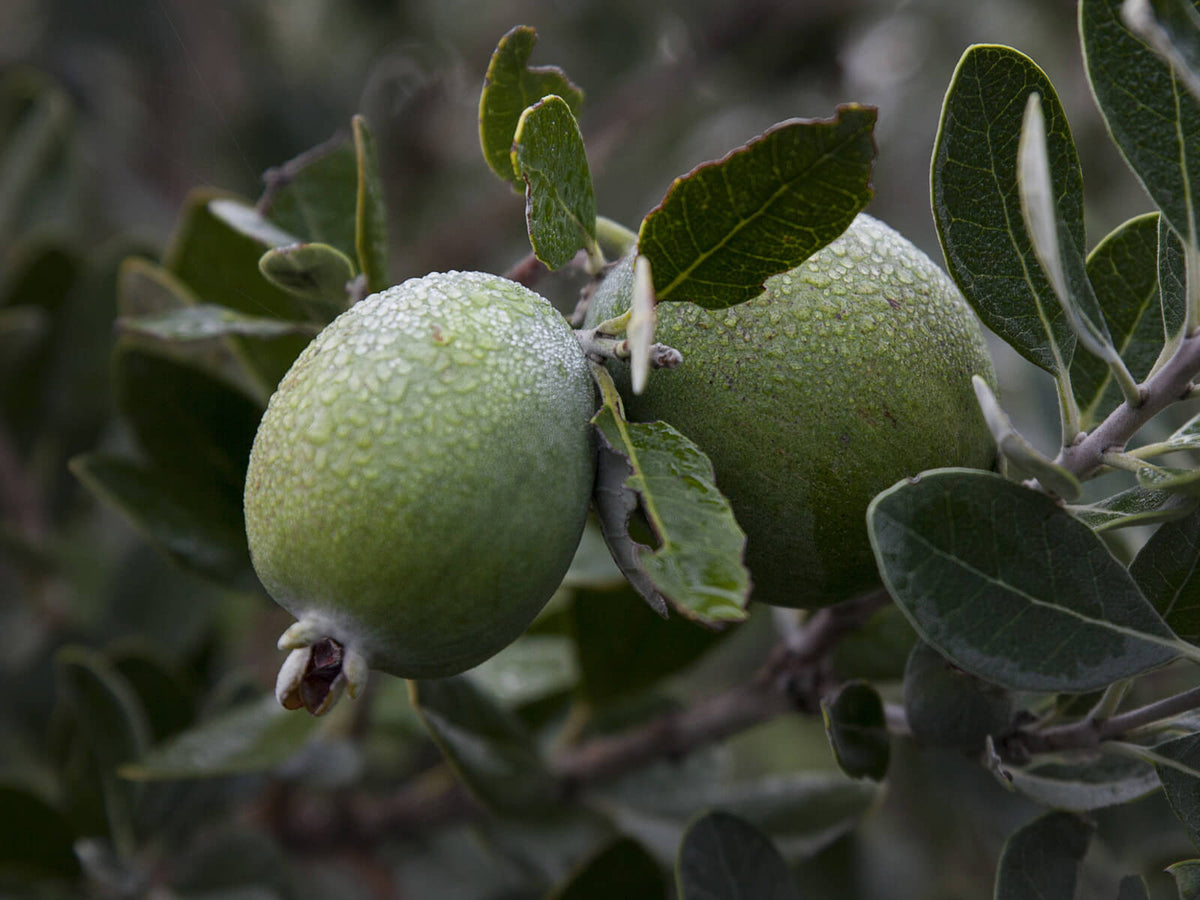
[244,271,596,680]
[584,214,996,608]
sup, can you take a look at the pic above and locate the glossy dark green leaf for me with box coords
[410,676,557,816]
[352,115,390,293]
[119,697,319,780]
[164,189,311,395]
[0,785,80,883]
[1131,507,1200,642]
[638,105,875,310]
[1068,484,1199,531]
[932,44,1079,373]
[548,836,664,900]
[1118,874,1151,900]
[1083,0,1200,243]
[1153,733,1200,849]
[479,25,584,187]
[867,468,1181,692]
[1161,217,1189,342]
[258,130,358,263]
[590,364,750,625]
[1169,859,1200,898]
[1003,753,1160,811]
[676,811,799,900]
[571,584,724,706]
[1073,213,1165,426]
[512,95,597,270]
[118,303,321,343]
[69,453,250,583]
[994,812,1092,900]
[257,242,356,314]
[821,681,889,781]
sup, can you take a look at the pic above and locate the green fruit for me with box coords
[244,271,596,712]
[903,642,1014,755]
[584,214,996,608]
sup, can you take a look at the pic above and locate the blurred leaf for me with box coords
[258,243,355,315]
[830,602,918,682]
[353,115,390,293]
[1153,732,1200,849]
[638,105,876,310]
[1084,0,1200,244]
[1123,0,1200,98]
[118,303,321,343]
[676,811,799,900]
[1003,754,1160,811]
[1073,212,1165,426]
[469,633,579,709]
[120,697,319,780]
[932,44,1078,373]
[70,453,250,583]
[1131,507,1200,643]
[0,306,48,377]
[1069,483,1199,531]
[109,645,198,743]
[571,584,724,707]
[168,825,290,897]
[410,676,557,816]
[561,518,625,590]
[117,255,196,316]
[1169,859,1200,898]
[512,95,597,270]
[590,365,749,625]
[548,836,664,899]
[479,25,584,188]
[1138,464,1200,495]
[0,784,80,884]
[867,468,1181,692]
[903,642,1013,754]
[1118,874,1151,900]
[994,812,1092,900]
[821,681,889,781]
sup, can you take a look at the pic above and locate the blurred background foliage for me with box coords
[3,0,1186,898]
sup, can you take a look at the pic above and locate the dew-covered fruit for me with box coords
[584,214,996,608]
[244,271,596,713]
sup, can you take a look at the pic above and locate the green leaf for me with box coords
[932,44,1079,373]
[478,25,584,188]
[830,602,918,682]
[1082,0,1200,244]
[1074,213,1165,426]
[0,785,80,884]
[637,105,875,310]
[867,468,1181,692]
[1003,754,1160,811]
[258,130,359,264]
[994,812,1092,900]
[1169,859,1200,898]
[903,642,1013,754]
[110,645,198,743]
[1068,484,1199,531]
[571,584,725,707]
[512,95,597,270]
[1118,874,1151,900]
[119,697,320,780]
[590,364,750,625]
[118,303,321,343]
[820,681,889,781]
[1131,507,1200,642]
[468,633,579,709]
[410,675,557,816]
[1137,464,1200,495]
[1162,216,1189,343]
[676,811,799,900]
[1161,411,1200,452]
[70,453,250,583]
[353,114,390,293]
[257,242,356,314]
[1152,733,1200,850]
[547,837,664,900]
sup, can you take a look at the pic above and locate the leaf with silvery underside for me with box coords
[867,468,1184,692]
[1132,506,1200,643]
[258,242,357,316]
[637,104,876,310]
[1073,213,1165,427]
[932,45,1079,374]
[1083,0,1200,245]
[479,25,583,188]
[676,811,800,900]
[1169,859,1200,897]
[821,681,889,782]
[353,115,390,293]
[1002,753,1160,811]
[410,676,558,817]
[1068,483,1198,532]
[118,304,321,343]
[994,812,1093,900]
[1137,464,1200,495]
[589,363,750,626]
[512,95,597,271]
